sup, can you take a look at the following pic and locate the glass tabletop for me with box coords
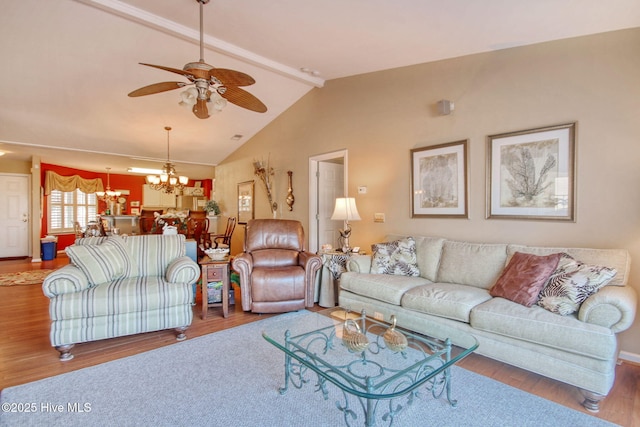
[263,308,478,400]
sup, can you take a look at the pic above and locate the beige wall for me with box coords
[216,28,640,355]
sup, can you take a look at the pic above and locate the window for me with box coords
[48,189,98,233]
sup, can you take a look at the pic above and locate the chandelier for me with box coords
[96,167,121,202]
[146,126,189,194]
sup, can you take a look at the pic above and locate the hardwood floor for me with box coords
[1,255,638,426]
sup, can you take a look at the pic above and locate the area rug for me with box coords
[0,311,617,427]
[0,269,54,286]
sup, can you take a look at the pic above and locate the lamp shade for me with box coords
[330,197,361,221]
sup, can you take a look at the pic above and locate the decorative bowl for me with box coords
[205,248,230,260]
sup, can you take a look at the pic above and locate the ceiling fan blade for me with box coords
[139,63,196,79]
[193,98,210,119]
[209,68,255,86]
[220,86,267,113]
[128,81,187,97]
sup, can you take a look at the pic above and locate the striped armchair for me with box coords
[43,234,199,361]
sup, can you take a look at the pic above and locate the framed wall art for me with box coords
[410,140,468,218]
[487,122,576,221]
[237,180,255,224]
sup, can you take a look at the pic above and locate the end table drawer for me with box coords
[206,267,224,281]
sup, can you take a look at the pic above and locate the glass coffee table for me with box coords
[263,308,478,427]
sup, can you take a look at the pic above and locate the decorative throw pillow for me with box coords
[537,253,617,315]
[371,237,420,276]
[65,237,132,285]
[490,252,561,307]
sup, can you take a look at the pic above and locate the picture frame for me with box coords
[487,122,576,221]
[130,208,140,216]
[237,180,255,224]
[130,201,140,207]
[410,140,468,218]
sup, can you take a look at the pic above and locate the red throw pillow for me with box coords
[490,252,561,307]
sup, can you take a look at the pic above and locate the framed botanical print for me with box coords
[487,122,576,221]
[237,180,255,224]
[410,140,468,218]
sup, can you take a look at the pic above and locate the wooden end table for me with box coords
[199,255,230,319]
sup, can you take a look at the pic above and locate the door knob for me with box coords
[22,213,28,222]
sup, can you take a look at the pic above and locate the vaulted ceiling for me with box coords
[1,0,639,178]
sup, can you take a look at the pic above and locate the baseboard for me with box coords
[619,350,640,364]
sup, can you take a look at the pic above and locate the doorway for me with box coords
[0,174,31,258]
[308,150,347,253]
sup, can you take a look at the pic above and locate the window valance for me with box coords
[44,170,104,195]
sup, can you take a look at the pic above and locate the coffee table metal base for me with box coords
[275,322,460,427]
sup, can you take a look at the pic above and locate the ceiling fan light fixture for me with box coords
[210,91,227,112]
[179,87,198,107]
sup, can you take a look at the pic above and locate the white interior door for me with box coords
[318,161,344,250]
[309,150,347,253]
[0,174,30,258]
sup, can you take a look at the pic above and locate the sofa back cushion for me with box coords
[386,235,444,281]
[437,240,508,289]
[125,234,186,277]
[507,244,629,287]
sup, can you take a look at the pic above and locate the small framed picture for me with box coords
[487,122,576,221]
[410,140,468,218]
[130,201,140,207]
[237,180,255,224]
[131,208,140,215]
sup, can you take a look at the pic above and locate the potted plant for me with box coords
[204,200,221,216]
[204,200,221,233]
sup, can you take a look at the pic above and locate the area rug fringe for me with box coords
[0,311,618,427]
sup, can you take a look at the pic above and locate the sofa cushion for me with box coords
[401,283,492,323]
[437,240,508,289]
[74,235,138,278]
[65,237,132,285]
[490,252,561,307]
[470,297,616,360]
[386,235,444,281]
[340,272,430,305]
[48,276,193,321]
[371,237,420,276]
[507,244,629,287]
[413,236,445,281]
[126,234,186,277]
[537,253,617,315]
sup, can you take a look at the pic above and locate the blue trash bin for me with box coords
[41,240,57,260]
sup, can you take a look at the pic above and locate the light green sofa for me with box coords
[339,235,637,412]
[43,234,199,361]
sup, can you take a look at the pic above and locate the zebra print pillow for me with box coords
[537,253,617,315]
[371,237,420,276]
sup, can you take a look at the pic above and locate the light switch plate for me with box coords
[358,186,367,194]
[374,213,385,223]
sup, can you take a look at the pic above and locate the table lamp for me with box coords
[330,197,361,252]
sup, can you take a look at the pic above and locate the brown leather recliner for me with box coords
[232,219,322,313]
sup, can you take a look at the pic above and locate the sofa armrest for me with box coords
[346,255,372,273]
[299,252,322,307]
[579,285,638,333]
[165,256,200,285]
[299,251,322,273]
[42,265,91,297]
[232,253,254,311]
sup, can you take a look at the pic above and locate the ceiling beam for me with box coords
[74,0,325,88]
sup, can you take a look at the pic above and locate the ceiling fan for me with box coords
[127,0,267,119]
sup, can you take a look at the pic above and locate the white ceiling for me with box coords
[1,0,639,179]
